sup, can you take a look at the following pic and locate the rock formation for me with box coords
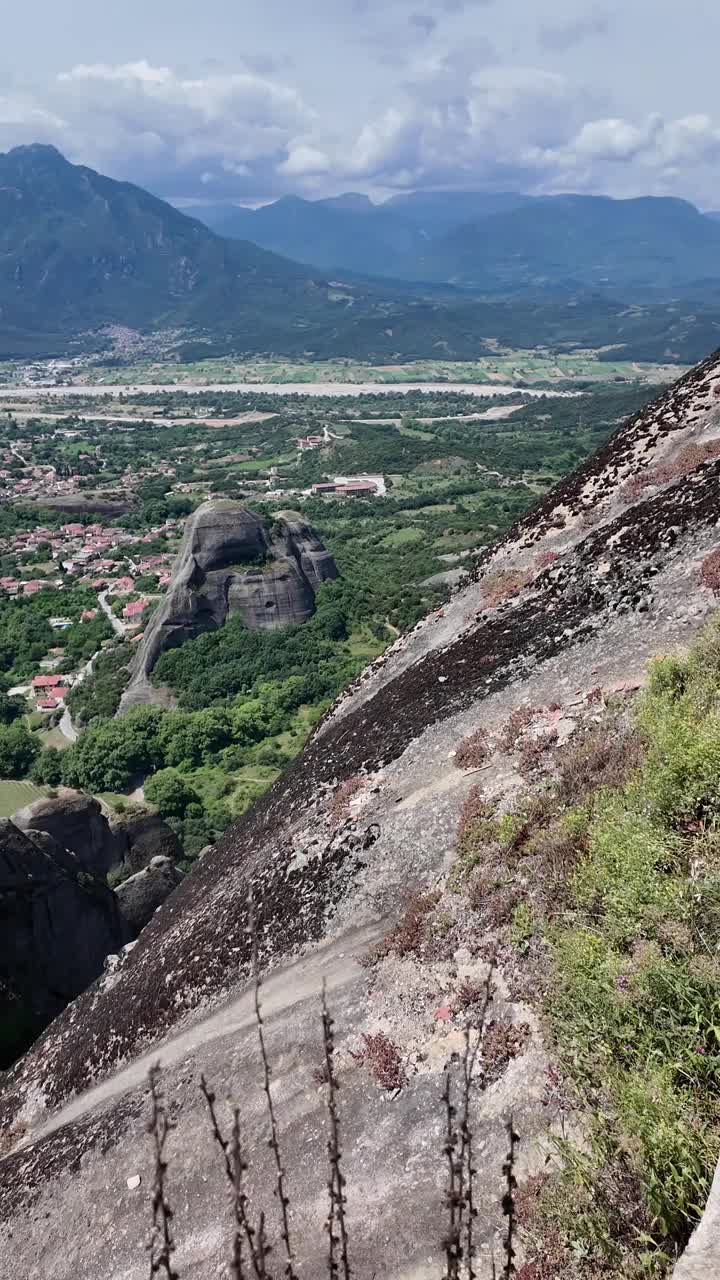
[4,354,720,1276]
[120,500,337,710]
[115,856,185,936]
[109,810,183,873]
[0,819,129,1068]
[14,790,125,878]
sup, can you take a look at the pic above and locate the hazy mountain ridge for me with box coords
[198,187,720,296]
[1,144,720,365]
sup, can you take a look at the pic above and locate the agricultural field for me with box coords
[3,351,685,391]
[0,779,46,817]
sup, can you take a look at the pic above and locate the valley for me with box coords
[0,378,654,859]
[1,126,720,1280]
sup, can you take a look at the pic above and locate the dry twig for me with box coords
[148,1064,179,1280]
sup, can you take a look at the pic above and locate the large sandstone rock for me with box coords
[0,819,129,1067]
[14,789,124,877]
[109,810,183,873]
[120,501,337,710]
[115,856,184,935]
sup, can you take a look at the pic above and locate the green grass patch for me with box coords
[382,526,425,548]
[0,779,46,817]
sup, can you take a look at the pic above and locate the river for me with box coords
[0,381,577,401]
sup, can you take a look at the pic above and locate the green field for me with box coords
[13,352,685,391]
[0,780,46,817]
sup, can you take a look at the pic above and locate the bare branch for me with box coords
[322,980,351,1280]
[147,1064,179,1280]
[501,1117,519,1279]
[250,894,298,1280]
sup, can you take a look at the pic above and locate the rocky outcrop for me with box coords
[109,810,183,874]
[14,790,125,878]
[115,856,184,936]
[4,354,720,1277]
[0,819,129,1068]
[120,501,337,709]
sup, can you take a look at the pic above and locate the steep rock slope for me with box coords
[2,354,720,1277]
[120,502,337,710]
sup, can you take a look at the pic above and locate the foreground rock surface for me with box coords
[3,353,720,1276]
[120,501,338,710]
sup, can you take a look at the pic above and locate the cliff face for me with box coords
[3,355,720,1278]
[0,819,129,1069]
[120,501,338,710]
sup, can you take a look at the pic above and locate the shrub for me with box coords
[482,568,531,608]
[351,1031,406,1090]
[647,655,687,700]
[329,775,366,821]
[481,1019,531,1084]
[456,784,497,848]
[535,550,559,570]
[499,705,537,753]
[700,548,720,595]
[556,724,644,806]
[364,890,440,963]
[454,728,489,769]
[517,730,558,779]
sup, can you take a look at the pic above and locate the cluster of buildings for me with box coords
[309,474,386,498]
[30,673,69,712]
[294,427,339,452]
[0,520,178,598]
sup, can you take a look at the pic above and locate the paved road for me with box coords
[98,589,128,637]
[57,592,127,742]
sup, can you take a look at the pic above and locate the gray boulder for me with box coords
[115,856,184,936]
[0,818,130,1066]
[14,789,125,878]
[110,810,183,874]
[120,501,337,710]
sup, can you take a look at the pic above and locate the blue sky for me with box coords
[1,0,719,207]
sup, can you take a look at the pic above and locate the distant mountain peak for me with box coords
[319,192,376,212]
[5,142,69,165]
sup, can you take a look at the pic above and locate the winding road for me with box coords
[58,591,127,743]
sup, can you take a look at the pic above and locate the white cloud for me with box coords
[279,144,330,175]
[0,35,720,209]
[526,112,720,200]
[0,59,315,198]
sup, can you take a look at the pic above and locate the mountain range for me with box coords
[1,143,720,363]
[197,188,720,295]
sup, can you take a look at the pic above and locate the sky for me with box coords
[0,0,719,208]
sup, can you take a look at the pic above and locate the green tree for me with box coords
[0,692,24,725]
[31,747,64,785]
[0,724,40,778]
[145,768,201,818]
